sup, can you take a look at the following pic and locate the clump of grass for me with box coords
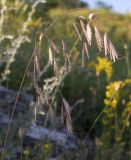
[0,2,120,159]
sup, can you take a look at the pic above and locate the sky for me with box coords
[82,0,131,13]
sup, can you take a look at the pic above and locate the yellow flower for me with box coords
[104,99,110,106]
[110,99,117,108]
[90,56,113,80]
[43,143,50,153]
[23,149,30,157]
[106,91,111,98]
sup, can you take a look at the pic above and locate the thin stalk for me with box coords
[20,138,23,160]
[0,20,54,160]
[80,88,119,148]
[122,110,131,133]
[0,47,35,160]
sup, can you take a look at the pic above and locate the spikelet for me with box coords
[53,59,60,78]
[104,32,109,56]
[48,46,54,65]
[78,16,87,21]
[62,40,70,72]
[34,53,41,82]
[73,23,82,41]
[33,52,41,96]
[49,40,59,53]
[104,33,118,62]
[61,97,72,134]
[88,13,96,20]
[62,39,67,53]
[108,40,118,62]
[94,25,103,51]
[33,47,41,121]
[80,20,89,42]
[83,42,89,59]
[66,115,72,135]
[86,23,92,46]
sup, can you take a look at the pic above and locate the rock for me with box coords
[25,124,78,151]
[0,86,33,116]
[0,86,96,159]
[0,112,10,125]
[11,146,22,155]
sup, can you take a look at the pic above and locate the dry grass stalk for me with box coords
[34,52,41,82]
[64,56,70,72]
[61,97,72,134]
[83,42,89,59]
[48,45,54,65]
[104,33,118,62]
[108,40,118,62]
[73,23,82,41]
[80,20,89,43]
[53,59,60,78]
[62,40,70,72]
[78,16,87,21]
[49,39,59,53]
[104,32,108,56]
[34,52,41,96]
[62,39,67,53]
[94,25,103,51]
[86,23,92,46]
[33,48,42,121]
[88,13,96,20]
[34,84,41,120]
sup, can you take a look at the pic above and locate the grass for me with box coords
[0,1,131,159]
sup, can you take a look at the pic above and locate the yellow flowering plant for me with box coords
[99,79,131,152]
[90,56,113,81]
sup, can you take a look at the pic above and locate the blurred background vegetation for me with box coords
[0,0,131,160]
